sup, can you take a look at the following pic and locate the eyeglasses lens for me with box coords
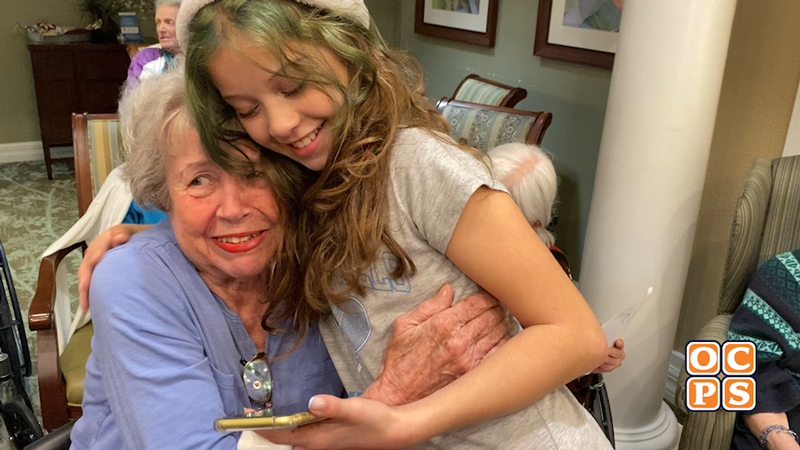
[243,353,273,405]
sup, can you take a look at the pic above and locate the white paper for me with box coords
[238,431,291,450]
[601,287,653,346]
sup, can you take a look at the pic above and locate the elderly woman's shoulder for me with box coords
[90,220,189,312]
[757,248,800,275]
[130,46,166,65]
[95,220,179,277]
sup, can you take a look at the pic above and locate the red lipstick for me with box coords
[211,230,267,253]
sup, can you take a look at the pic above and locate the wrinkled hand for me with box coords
[78,224,148,310]
[257,395,418,450]
[591,339,625,374]
[362,285,508,407]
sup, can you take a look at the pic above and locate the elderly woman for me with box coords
[69,70,507,449]
[728,248,800,450]
[126,0,182,88]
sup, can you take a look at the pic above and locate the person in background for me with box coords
[728,248,800,450]
[487,142,625,374]
[125,0,182,88]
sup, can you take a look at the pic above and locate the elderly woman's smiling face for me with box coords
[166,126,280,287]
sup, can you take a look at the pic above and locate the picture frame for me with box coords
[414,0,499,48]
[533,0,618,70]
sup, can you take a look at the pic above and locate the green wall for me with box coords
[0,3,157,146]
[4,0,610,276]
[389,0,613,278]
[0,0,85,144]
[365,0,400,44]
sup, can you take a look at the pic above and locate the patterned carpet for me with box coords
[0,159,81,438]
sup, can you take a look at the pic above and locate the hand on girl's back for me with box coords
[78,224,150,310]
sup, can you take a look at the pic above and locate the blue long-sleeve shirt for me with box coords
[70,219,344,449]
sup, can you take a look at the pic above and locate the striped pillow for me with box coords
[87,119,124,197]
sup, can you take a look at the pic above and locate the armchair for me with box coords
[29,113,127,431]
[436,98,553,149]
[450,74,527,108]
[676,154,800,450]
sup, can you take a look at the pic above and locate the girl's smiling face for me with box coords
[208,35,349,172]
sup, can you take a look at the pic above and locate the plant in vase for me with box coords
[81,0,154,43]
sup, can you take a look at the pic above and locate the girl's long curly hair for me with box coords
[184,0,483,346]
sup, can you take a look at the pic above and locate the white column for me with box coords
[578,1,738,449]
[783,75,800,157]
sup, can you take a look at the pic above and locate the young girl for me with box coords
[176,0,612,447]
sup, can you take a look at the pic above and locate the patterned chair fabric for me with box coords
[718,159,773,315]
[439,100,552,150]
[87,119,124,198]
[677,154,800,450]
[452,74,527,108]
[676,315,735,450]
[72,113,123,217]
[454,78,511,106]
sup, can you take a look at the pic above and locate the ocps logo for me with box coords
[685,341,756,412]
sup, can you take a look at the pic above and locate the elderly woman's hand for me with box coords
[361,285,508,407]
[744,413,800,450]
[78,224,151,310]
[591,339,625,374]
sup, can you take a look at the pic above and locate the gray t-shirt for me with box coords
[318,128,612,449]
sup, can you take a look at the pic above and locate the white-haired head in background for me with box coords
[488,143,558,248]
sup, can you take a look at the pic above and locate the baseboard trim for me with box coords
[0,142,73,164]
[614,402,680,450]
[665,350,685,404]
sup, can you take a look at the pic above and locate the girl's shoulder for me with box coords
[391,127,471,168]
[393,127,457,151]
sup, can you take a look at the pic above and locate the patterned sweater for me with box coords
[728,249,800,449]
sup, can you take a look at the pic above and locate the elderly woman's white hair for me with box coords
[155,0,181,8]
[488,143,558,247]
[118,68,191,211]
[118,67,312,218]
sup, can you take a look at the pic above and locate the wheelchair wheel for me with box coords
[0,398,43,449]
[590,379,615,448]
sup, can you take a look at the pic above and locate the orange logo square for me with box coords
[723,342,756,376]
[686,377,721,411]
[723,377,756,411]
[686,341,721,376]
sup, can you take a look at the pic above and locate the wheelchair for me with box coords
[0,239,44,449]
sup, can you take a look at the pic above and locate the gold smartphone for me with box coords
[214,402,326,432]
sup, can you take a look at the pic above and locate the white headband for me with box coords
[176,0,370,53]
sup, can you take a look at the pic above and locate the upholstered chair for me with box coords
[451,74,527,108]
[29,113,124,431]
[436,98,553,149]
[676,155,800,450]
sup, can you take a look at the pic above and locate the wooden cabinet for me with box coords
[28,43,129,179]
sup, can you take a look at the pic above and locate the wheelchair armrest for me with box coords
[29,242,84,331]
[23,421,74,450]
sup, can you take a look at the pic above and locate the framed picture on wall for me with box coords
[533,0,620,70]
[414,0,499,48]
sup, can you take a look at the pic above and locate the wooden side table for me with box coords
[28,43,129,179]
